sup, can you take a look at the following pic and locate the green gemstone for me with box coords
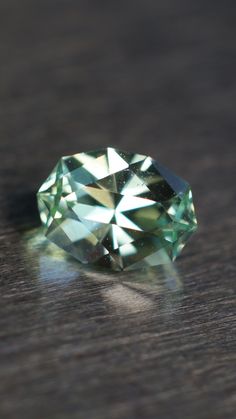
[37,147,197,271]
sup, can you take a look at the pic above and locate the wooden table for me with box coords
[0,1,236,418]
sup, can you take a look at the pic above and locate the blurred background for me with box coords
[0,0,235,233]
[0,1,236,419]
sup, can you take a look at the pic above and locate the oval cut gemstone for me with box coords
[37,147,197,271]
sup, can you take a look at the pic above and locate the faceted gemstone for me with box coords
[37,147,197,271]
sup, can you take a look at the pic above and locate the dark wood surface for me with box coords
[0,1,236,418]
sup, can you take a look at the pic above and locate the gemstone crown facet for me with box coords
[37,147,197,271]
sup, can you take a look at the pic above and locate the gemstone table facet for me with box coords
[37,148,197,271]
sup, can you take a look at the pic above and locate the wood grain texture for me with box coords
[0,1,236,418]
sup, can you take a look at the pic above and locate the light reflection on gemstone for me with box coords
[22,228,183,316]
[37,147,197,271]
